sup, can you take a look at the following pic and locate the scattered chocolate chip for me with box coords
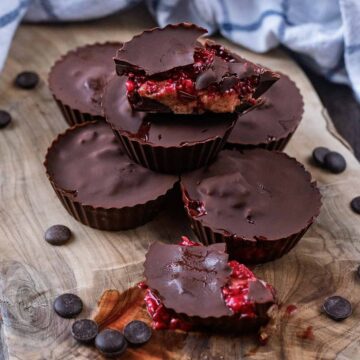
[323,151,346,174]
[312,147,330,167]
[124,320,152,345]
[14,71,39,89]
[95,329,127,357]
[356,265,360,278]
[323,296,352,321]
[45,225,71,245]
[350,197,360,214]
[53,293,83,318]
[0,110,11,129]
[71,319,98,343]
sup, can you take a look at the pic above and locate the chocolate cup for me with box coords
[180,151,321,264]
[48,42,121,126]
[103,76,237,174]
[44,122,177,231]
[226,131,295,151]
[112,129,235,174]
[51,97,104,126]
[144,241,276,332]
[226,74,304,151]
[186,214,312,264]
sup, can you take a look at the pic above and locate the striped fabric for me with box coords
[1,0,360,101]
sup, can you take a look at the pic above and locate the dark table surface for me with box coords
[300,66,360,161]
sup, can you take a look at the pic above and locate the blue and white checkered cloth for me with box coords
[1,0,360,100]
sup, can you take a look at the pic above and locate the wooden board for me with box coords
[1,5,360,359]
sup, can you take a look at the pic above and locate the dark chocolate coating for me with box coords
[114,23,207,76]
[49,43,121,115]
[144,242,232,318]
[228,74,303,146]
[45,121,177,208]
[103,76,236,147]
[181,149,321,240]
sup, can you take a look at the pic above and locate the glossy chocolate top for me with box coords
[49,43,121,115]
[45,122,176,208]
[144,242,232,318]
[115,23,207,76]
[181,149,321,240]
[228,74,304,146]
[103,76,236,147]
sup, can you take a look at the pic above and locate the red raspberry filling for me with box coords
[142,237,271,331]
[126,44,259,113]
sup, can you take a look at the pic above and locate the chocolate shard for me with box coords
[248,280,275,304]
[196,57,230,90]
[144,242,232,318]
[253,70,281,99]
[195,45,279,99]
[114,23,207,76]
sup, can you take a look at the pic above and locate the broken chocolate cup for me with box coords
[143,241,276,332]
[180,149,322,263]
[103,76,237,174]
[114,23,279,114]
[44,121,177,230]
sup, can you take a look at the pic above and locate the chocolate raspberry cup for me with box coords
[103,76,237,174]
[143,239,276,333]
[114,23,279,114]
[181,149,321,263]
[48,42,121,125]
[44,121,177,230]
[227,74,304,151]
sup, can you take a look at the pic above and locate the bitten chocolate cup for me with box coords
[180,149,321,264]
[44,121,177,231]
[103,76,237,174]
[143,241,276,332]
[48,42,121,126]
[227,74,304,151]
[114,23,279,114]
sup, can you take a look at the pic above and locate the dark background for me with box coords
[299,64,360,161]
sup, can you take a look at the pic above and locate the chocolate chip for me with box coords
[124,320,152,345]
[45,225,71,245]
[323,296,352,321]
[71,319,98,343]
[53,293,83,318]
[356,265,360,278]
[14,71,39,89]
[0,110,11,129]
[312,147,330,167]
[350,197,360,214]
[95,329,127,357]
[324,151,346,174]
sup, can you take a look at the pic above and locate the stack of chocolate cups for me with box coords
[45,23,321,264]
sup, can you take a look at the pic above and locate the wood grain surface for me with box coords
[1,5,360,360]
